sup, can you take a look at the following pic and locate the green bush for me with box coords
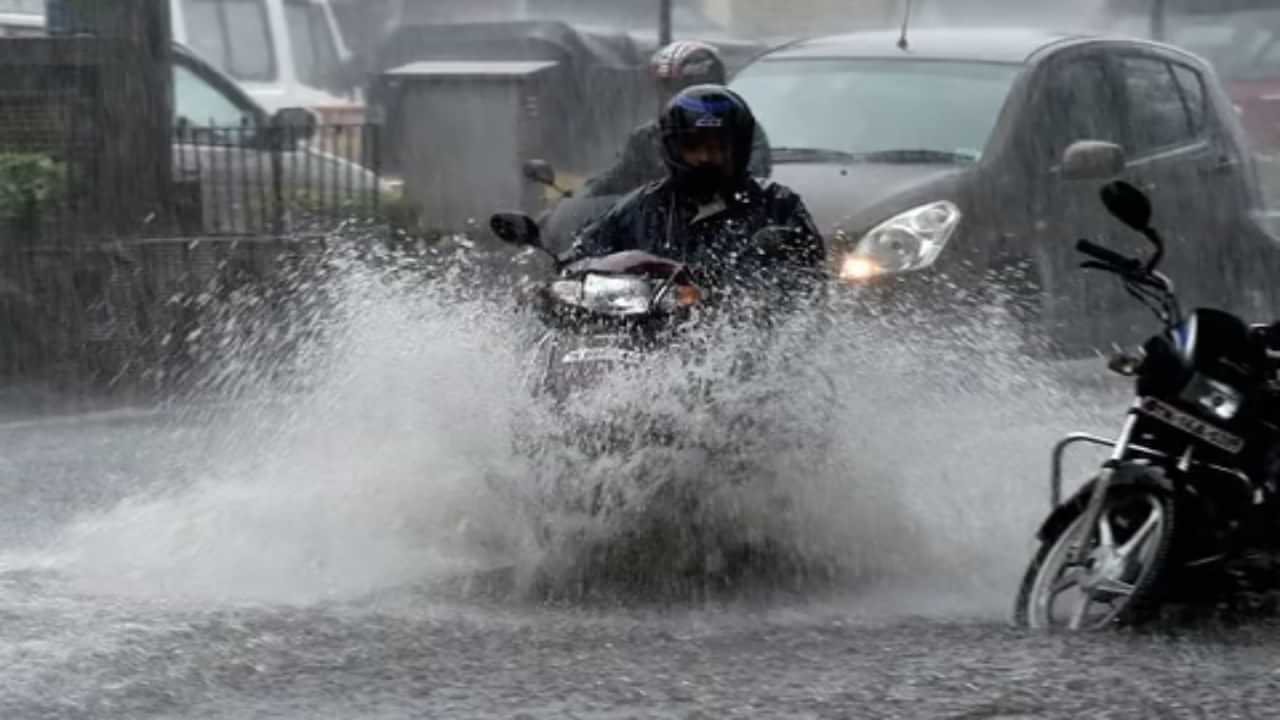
[0,153,65,221]
[288,187,432,238]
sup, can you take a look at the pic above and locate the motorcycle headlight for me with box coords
[839,201,961,281]
[580,274,654,316]
[548,279,580,300]
[1180,373,1244,422]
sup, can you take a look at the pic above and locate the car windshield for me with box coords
[731,58,1020,163]
[286,0,342,89]
[183,0,277,82]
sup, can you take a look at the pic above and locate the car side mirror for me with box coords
[270,107,318,145]
[522,159,557,187]
[1060,140,1126,181]
[490,212,542,249]
[1100,180,1153,232]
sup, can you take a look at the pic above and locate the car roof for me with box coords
[762,28,1088,65]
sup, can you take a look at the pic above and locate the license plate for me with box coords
[1139,397,1245,454]
[560,347,642,365]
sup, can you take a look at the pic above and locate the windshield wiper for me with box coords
[851,149,979,164]
[771,146,861,164]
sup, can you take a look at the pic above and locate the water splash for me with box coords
[1,244,1117,614]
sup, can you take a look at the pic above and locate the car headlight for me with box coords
[838,201,961,281]
[1180,373,1244,422]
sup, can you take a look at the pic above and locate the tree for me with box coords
[59,0,175,236]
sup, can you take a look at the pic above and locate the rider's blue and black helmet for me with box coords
[658,84,756,191]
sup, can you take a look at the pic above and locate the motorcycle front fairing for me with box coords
[1044,316,1277,574]
[529,251,700,405]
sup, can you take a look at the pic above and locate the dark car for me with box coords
[730,28,1278,351]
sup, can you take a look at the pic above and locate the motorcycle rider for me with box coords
[563,84,825,311]
[581,41,771,199]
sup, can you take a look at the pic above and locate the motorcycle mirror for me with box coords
[522,159,557,188]
[1101,180,1165,272]
[1100,181,1153,232]
[269,107,318,144]
[1257,321,1280,353]
[1107,350,1143,377]
[490,212,542,249]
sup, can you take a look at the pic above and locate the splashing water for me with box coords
[1,243,1118,615]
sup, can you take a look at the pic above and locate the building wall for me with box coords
[701,0,899,39]
[701,0,1114,38]
[909,0,1110,29]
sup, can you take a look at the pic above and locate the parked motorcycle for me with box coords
[1015,180,1280,630]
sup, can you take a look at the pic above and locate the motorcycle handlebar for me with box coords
[1076,239,1136,270]
[1255,321,1280,353]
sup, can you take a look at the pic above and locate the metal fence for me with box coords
[161,121,383,238]
[0,117,395,393]
[1,124,384,249]
[0,34,409,396]
[0,44,98,248]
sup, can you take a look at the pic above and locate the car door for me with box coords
[1110,51,1234,314]
[1167,57,1275,317]
[1019,48,1146,351]
[172,54,272,234]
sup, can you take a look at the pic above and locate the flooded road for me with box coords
[2,269,1277,719]
[8,399,1270,719]
[5,538,1280,719]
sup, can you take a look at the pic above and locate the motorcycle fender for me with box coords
[1037,464,1174,542]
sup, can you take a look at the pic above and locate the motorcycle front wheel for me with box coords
[1015,484,1177,631]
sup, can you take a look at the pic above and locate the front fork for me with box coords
[1068,409,1142,566]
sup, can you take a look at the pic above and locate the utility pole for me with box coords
[53,0,175,235]
[1150,0,1166,41]
[659,0,672,46]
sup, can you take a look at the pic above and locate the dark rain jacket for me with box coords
[582,120,773,199]
[562,176,827,314]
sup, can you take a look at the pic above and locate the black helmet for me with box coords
[650,41,726,97]
[659,84,756,198]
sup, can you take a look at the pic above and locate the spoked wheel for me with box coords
[1016,486,1176,630]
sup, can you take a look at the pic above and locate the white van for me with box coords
[169,0,361,119]
[8,0,359,119]
[0,0,42,35]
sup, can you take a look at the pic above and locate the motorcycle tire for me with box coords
[1014,482,1177,631]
